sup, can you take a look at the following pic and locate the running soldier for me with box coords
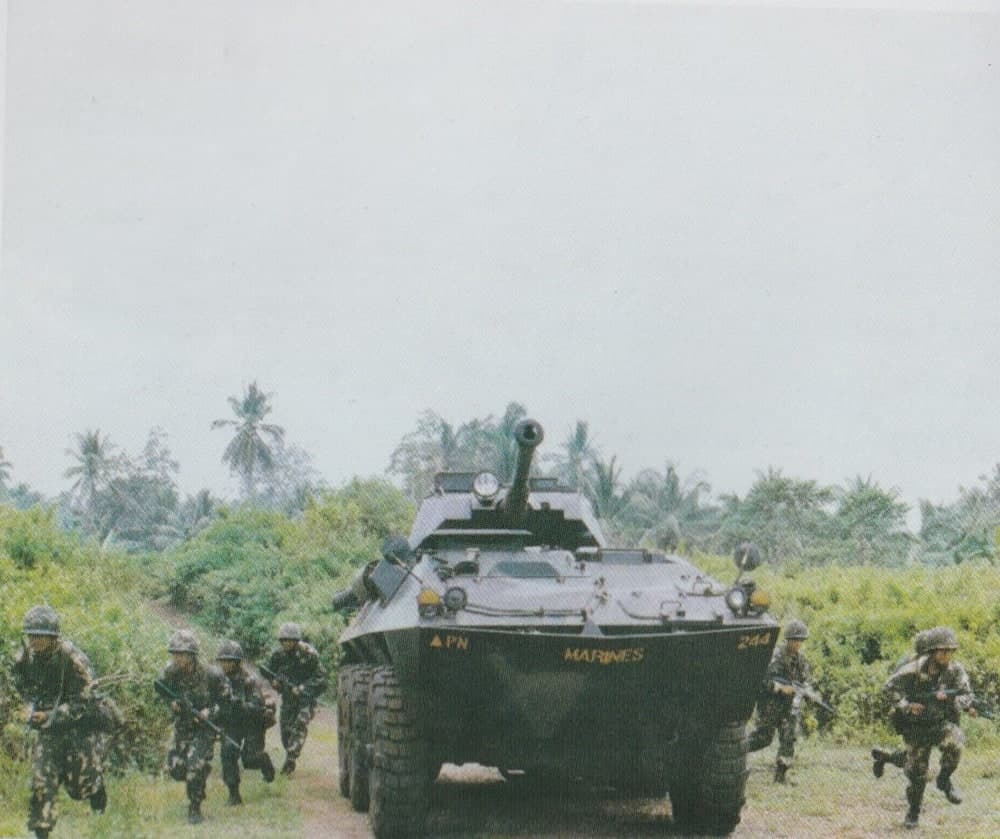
[884,625,975,829]
[747,619,813,783]
[215,640,277,804]
[154,630,230,825]
[264,622,328,776]
[13,605,107,839]
[871,629,931,778]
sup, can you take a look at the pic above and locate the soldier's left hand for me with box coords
[198,708,210,721]
[935,691,948,701]
[292,685,303,696]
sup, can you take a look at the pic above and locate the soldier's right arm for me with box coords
[763,648,795,696]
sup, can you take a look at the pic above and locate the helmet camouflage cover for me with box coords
[23,605,60,636]
[167,629,200,654]
[215,639,244,660]
[278,622,303,641]
[914,629,931,656]
[784,619,809,640]
[923,626,958,652]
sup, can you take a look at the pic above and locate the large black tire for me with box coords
[669,721,749,836]
[368,666,430,839]
[337,666,357,798]
[349,667,373,812]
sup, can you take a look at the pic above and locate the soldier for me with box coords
[884,625,975,829]
[871,629,931,778]
[215,640,277,805]
[155,629,230,825]
[747,619,813,783]
[12,605,107,839]
[265,622,328,776]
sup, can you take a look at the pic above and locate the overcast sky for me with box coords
[2,1,998,522]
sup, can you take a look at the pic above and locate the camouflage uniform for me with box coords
[13,607,106,839]
[216,641,277,803]
[747,621,812,782]
[155,631,230,823]
[884,626,972,828]
[872,630,931,777]
[266,624,328,774]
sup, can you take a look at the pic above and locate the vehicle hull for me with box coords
[342,622,776,780]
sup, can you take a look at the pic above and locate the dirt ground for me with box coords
[308,714,999,839]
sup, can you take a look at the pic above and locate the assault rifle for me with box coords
[903,688,994,722]
[771,677,836,715]
[258,664,319,702]
[154,679,242,749]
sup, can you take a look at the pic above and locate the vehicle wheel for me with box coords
[349,667,373,812]
[337,666,357,798]
[669,721,748,836]
[368,666,430,839]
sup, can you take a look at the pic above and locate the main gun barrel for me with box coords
[502,419,544,520]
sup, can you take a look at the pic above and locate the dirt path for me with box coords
[302,715,999,839]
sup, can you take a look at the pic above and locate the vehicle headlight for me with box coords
[725,587,747,614]
[472,471,501,502]
[443,586,468,612]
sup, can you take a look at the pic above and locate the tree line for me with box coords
[1,391,998,566]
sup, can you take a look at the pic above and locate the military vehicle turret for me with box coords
[335,419,777,837]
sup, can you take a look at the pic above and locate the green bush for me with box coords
[0,508,177,790]
[152,480,413,673]
[689,553,1000,743]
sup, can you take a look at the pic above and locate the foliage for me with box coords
[717,468,835,563]
[0,508,174,778]
[212,381,286,500]
[694,553,1000,743]
[830,476,911,565]
[388,402,531,502]
[0,445,11,495]
[155,480,414,670]
[920,465,1000,566]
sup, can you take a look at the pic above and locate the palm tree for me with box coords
[212,381,285,500]
[64,430,118,524]
[624,463,717,551]
[546,421,598,490]
[0,445,12,495]
[586,455,629,524]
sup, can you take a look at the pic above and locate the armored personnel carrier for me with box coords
[335,419,777,838]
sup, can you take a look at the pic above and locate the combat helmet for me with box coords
[914,629,931,656]
[22,605,60,636]
[216,640,244,661]
[784,619,809,640]
[167,629,200,654]
[923,626,958,651]
[278,622,303,641]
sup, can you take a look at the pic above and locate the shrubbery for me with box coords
[694,552,1000,742]
[150,479,414,672]
[0,506,175,795]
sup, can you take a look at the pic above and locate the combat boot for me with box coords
[904,780,924,829]
[261,753,276,783]
[871,748,889,778]
[187,801,203,825]
[89,785,107,813]
[936,771,962,804]
[281,757,296,776]
[227,784,243,806]
[773,762,788,784]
